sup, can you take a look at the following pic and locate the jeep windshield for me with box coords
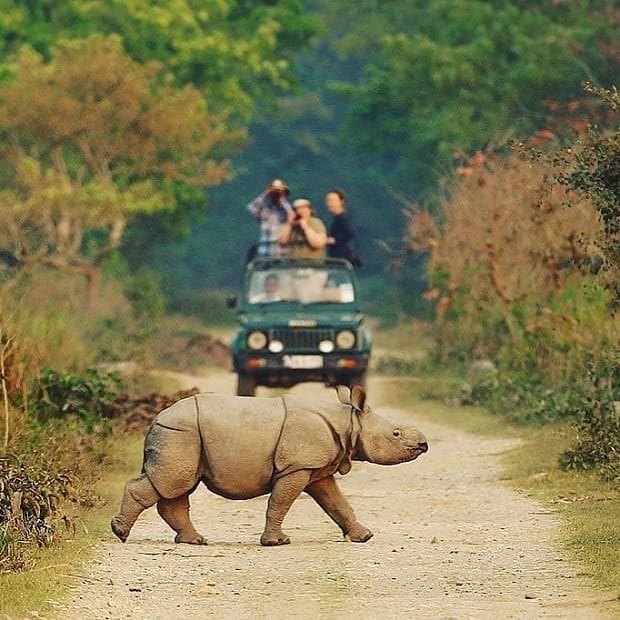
[246,264,356,306]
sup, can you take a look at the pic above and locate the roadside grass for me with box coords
[370,321,433,364]
[380,376,620,600]
[503,430,620,596]
[0,432,144,617]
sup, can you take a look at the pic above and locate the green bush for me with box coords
[167,289,236,327]
[462,348,620,481]
[360,273,434,328]
[124,271,167,322]
[29,367,121,430]
[1,367,120,572]
[461,371,582,425]
[560,400,620,483]
[559,352,620,482]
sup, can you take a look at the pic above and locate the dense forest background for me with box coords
[0,0,617,311]
[138,0,619,309]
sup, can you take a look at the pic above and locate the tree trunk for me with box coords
[85,266,101,317]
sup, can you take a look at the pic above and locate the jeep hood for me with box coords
[238,309,364,328]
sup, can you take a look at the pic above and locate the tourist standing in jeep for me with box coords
[325,188,361,267]
[246,178,294,259]
[277,197,328,260]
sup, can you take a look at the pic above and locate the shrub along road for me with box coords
[59,373,617,619]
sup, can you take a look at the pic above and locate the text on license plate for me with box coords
[283,355,323,369]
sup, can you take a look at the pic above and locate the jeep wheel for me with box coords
[237,374,257,396]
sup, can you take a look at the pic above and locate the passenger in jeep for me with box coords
[246,179,294,259]
[278,198,327,260]
[249,273,282,303]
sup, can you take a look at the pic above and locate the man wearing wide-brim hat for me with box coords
[277,197,327,260]
[246,178,294,258]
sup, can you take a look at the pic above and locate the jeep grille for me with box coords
[270,328,334,350]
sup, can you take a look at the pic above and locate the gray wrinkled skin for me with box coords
[111,386,428,546]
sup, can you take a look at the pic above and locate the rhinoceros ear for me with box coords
[350,385,366,412]
[336,385,351,405]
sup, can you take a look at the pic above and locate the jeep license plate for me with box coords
[283,355,323,369]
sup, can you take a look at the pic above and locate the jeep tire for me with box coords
[349,372,367,391]
[236,373,257,397]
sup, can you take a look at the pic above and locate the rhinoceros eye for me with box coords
[392,429,401,438]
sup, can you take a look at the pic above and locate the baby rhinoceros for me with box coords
[111,385,428,546]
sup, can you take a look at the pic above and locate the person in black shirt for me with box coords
[325,188,361,267]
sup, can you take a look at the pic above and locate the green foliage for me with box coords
[89,316,145,364]
[149,0,619,294]
[460,346,620,482]
[0,420,110,573]
[167,289,235,327]
[0,364,119,572]
[0,34,241,317]
[553,84,620,309]
[559,352,620,483]
[0,1,318,299]
[124,271,167,322]
[417,91,618,480]
[0,0,316,121]
[462,370,584,425]
[29,367,121,429]
[330,0,618,191]
[374,355,427,377]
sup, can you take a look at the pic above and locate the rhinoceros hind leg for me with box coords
[157,493,207,545]
[306,475,373,543]
[261,470,311,546]
[111,474,160,542]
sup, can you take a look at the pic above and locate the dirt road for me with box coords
[58,373,616,619]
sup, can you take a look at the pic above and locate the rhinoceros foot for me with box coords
[111,516,129,543]
[260,531,291,546]
[174,531,208,545]
[344,523,373,543]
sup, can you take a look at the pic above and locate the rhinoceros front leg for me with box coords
[111,474,160,542]
[261,470,311,546]
[157,493,207,545]
[305,475,373,542]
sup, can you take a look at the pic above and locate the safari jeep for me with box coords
[229,257,371,396]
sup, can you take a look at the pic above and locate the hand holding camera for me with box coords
[265,179,289,200]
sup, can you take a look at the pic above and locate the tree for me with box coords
[329,0,619,195]
[553,84,620,309]
[0,0,316,122]
[410,149,602,361]
[0,35,239,313]
[0,1,317,284]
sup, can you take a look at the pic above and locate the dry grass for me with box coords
[0,433,144,616]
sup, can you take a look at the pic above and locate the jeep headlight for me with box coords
[336,330,356,349]
[269,340,284,353]
[247,331,267,350]
[319,340,334,353]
